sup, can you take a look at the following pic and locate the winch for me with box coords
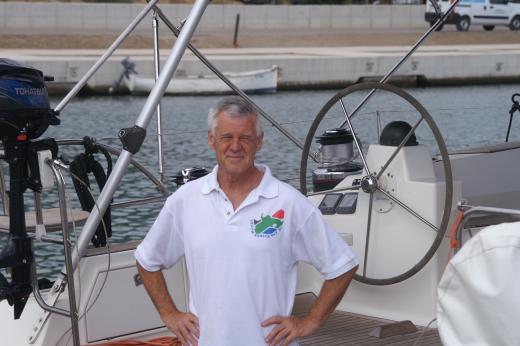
[312,128,363,192]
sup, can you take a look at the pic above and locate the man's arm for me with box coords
[262,265,358,346]
[136,261,199,345]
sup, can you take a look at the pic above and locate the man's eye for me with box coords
[239,136,251,141]
[220,136,232,142]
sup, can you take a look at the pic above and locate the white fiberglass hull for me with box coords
[0,244,187,345]
[2,141,519,345]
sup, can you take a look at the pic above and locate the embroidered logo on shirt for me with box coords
[250,209,285,238]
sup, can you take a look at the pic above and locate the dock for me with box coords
[2,2,519,94]
[1,43,519,95]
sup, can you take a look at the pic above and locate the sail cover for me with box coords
[437,221,520,346]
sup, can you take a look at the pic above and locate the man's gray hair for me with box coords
[208,96,263,135]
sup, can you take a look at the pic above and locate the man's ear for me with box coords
[256,132,264,151]
[208,130,215,149]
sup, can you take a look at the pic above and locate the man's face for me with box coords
[208,111,263,178]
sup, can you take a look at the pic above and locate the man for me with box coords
[135,96,358,346]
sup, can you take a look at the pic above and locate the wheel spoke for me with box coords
[363,192,375,276]
[339,89,377,127]
[339,98,371,175]
[306,184,360,197]
[310,151,320,163]
[376,118,423,180]
[376,187,439,232]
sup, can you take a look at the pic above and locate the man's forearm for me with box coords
[136,261,179,319]
[137,261,200,344]
[307,265,358,326]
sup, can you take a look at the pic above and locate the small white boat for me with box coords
[124,65,278,95]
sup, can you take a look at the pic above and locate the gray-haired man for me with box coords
[135,96,358,346]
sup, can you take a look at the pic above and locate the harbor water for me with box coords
[1,84,520,278]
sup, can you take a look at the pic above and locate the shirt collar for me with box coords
[201,164,278,199]
[201,165,220,195]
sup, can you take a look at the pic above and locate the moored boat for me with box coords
[124,65,278,95]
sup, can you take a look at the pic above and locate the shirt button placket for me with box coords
[223,196,232,219]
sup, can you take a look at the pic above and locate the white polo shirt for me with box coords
[135,165,358,346]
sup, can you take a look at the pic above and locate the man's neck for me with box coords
[218,166,263,210]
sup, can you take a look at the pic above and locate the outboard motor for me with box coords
[312,128,363,192]
[0,58,59,319]
[173,167,210,186]
[0,58,58,140]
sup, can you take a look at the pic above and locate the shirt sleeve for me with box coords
[292,209,358,280]
[134,195,185,272]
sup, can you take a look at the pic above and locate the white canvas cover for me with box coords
[437,221,520,346]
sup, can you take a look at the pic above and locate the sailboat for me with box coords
[1,0,519,345]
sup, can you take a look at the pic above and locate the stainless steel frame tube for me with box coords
[71,0,211,271]
[152,6,308,155]
[50,161,80,346]
[55,0,159,113]
[152,10,165,182]
[338,0,460,127]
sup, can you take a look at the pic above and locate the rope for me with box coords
[68,138,113,247]
[448,210,465,261]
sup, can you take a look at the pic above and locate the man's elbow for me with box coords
[136,260,157,278]
[344,265,358,282]
[347,265,358,277]
[333,265,358,287]
[136,260,146,272]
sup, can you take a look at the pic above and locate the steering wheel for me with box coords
[300,82,453,285]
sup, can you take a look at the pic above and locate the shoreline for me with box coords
[2,30,520,95]
[3,44,520,95]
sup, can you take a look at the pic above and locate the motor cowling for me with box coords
[0,58,58,141]
[173,167,210,186]
[312,128,363,192]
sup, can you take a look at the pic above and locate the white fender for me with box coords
[437,222,520,346]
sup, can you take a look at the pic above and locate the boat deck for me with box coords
[293,294,442,346]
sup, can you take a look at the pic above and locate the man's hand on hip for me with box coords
[261,268,358,345]
[163,311,200,346]
[261,315,319,346]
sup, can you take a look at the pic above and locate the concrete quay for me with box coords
[1,44,519,94]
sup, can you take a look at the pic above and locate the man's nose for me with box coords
[230,137,242,151]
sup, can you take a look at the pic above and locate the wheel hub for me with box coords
[361,174,378,193]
